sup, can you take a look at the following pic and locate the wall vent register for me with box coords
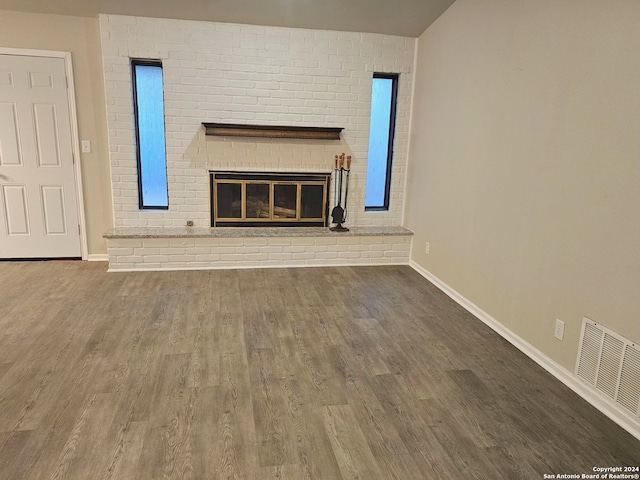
[210,172,330,227]
[576,317,640,421]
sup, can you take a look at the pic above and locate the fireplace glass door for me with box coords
[273,184,297,219]
[211,172,330,227]
[246,183,270,219]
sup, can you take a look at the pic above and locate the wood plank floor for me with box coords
[0,261,637,479]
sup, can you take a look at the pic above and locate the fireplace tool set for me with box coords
[330,153,351,232]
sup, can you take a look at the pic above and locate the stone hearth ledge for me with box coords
[104,226,412,239]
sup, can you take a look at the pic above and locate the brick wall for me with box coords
[100,15,416,229]
[107,235,411,271]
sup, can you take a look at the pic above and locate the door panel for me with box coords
[0,54,80,258]
[0,71,12,86]
[2,184,30,235]
[29,72,54,89]
[41,186,67,235]
[33,103,62,167]
[0,103,22,166]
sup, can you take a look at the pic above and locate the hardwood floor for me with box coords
[0,261,637,479]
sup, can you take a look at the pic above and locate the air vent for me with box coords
[577,321,603,385]
[596,334,624,398]
[576,318,640,420]
[618,346,640,415]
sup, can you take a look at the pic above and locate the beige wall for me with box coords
[406,0,640,370]
[0,10,112,256]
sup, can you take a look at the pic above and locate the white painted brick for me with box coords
[109,247,134,256]
[269,253,293,261]
[220,254,245,261]
[305,245,328,253]
[361,237,382,244]
[315,238,338,245]
[161,248,185,255]
[292,252,315,260]
[101,15,414,229]
[189,246,212,254]
[316,252,338,259]
[338,251,361,258]
[268,238,292,246]
[283,246,307,253]
[309,258,329,265]
[244,253,269,261]
[169,238,195,247]
[219,238,244,247]
[212,247,237,254]
[291,238,315,246]
[171,255,196,262]
[375,257,393,264]
[348,245,371,252]
[260,246,283,254]
[194,238,220,247]
[382,236,402,244]
[116,255,142,264]
[110,239,142,248]
[143,255,170,263]
[196,254,221,262]
[134,247,162,255]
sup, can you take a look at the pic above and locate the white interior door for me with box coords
[0,54,80,258]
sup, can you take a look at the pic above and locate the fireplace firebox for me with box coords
[210,171,331,227]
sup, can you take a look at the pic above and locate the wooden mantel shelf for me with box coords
[202,122,343,140]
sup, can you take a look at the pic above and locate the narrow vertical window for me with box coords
[132,60,168,209]
[365,73,398,210]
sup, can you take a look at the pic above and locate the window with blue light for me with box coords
[365,73,398,210]
[132,60,168,209]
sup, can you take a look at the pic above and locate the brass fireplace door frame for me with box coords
[213,178,328,224]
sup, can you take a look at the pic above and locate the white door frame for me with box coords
[0,47,88,259]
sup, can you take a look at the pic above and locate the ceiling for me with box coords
[0,0,456,37]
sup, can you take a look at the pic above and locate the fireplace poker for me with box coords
[337,153,344,206]
[334,155,339,207]
[343,156,351,221]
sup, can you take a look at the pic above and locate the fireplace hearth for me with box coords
[210,171,330,227]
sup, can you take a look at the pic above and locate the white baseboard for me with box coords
[409,260,640,441]
[87,254,109,262]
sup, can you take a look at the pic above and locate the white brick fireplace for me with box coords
[101,14,415,270]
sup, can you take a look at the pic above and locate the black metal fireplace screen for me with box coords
[210,171,330,227]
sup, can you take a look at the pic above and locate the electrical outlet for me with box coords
[554,319,565,341]
[81,140,91,153]
[425,242,430,254]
